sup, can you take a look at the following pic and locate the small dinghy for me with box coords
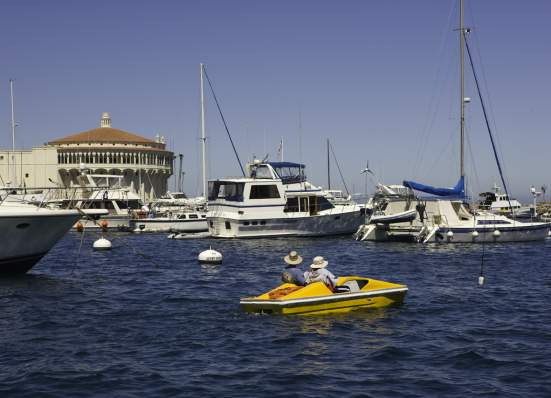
[369,209,417,224]
[240,276,407,315]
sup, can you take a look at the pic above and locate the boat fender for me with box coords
[76,222,84,233]
[446,230,454,240]
[99,220,109,230]
[472,230,479,238]
[493,229,501,238]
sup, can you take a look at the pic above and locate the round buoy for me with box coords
[99,220,109,231]
[198,248,223,264]
[76,222,84,233]
[472,230,479,238]
[493,229,501,238]
[93,237,112,251]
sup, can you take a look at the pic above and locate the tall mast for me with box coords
[9,79,17,186]
[459,0,465,179]
[327,138,331,189]
[200,63,207,198]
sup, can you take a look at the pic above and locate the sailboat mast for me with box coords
[9,79,16,186]
[459,0,465,179]
[327,138,331,189]
[200,63,207,198]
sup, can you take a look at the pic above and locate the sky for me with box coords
[0,0,550,201]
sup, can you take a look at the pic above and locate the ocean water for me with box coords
[1,233,550,397]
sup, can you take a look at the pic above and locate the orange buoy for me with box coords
[99,220,109,230]
[76,222,84,233]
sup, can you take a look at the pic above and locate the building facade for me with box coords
[0,113,173,202]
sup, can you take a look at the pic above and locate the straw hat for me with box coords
[284,250,303,265]
[310,256,328,269]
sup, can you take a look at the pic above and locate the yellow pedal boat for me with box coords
[240,276,408,315]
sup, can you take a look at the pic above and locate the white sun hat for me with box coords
[284,250,303,265]
[310,256,328,269]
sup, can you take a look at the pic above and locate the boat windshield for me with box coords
[208,181,245,202]
[269,162,306,184]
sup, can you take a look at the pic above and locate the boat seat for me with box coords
[341,280,361,292]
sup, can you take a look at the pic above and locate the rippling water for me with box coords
[1,233,550,397]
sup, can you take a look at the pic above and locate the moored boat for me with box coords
[240,276,407,315]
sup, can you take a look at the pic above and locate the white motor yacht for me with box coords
[207,161,363,238]
[478,185,532,219]
[50,173,142,231]
[0,191,106,274]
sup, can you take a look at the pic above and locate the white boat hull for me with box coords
[130,217,208,233]
[0,209,80,274]
[209,210,363,238]
[428,224,550,243]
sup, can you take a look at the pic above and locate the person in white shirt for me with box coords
[304,256,338,290]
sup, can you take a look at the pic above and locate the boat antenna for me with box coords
[463,31,515,216]
[9,78,17,186]
[202,66,246,177]
[327,138,331,189]
[200,64,208,197]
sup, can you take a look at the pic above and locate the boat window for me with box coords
[178,214,187,219]
[477,220,511,225]
[252,221,258,226]
[254,165,273,179]
[243,221,250,226]
[284,197,299,212]
[270,164,306,184]
[208,181,244,202]
[307,195,334,215]
[249,185,280,199]
[127,200,142,210]
[225,221,231,230]
[260,220,266,225]
[201,215,206,218]
[189,214,199,219]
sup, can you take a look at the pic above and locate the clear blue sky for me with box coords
[1,0,549,201]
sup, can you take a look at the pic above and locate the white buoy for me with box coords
[446,230,454,240]
[478,275,485,286]
[93,237,112,251]
[472,230,479,238]
[198,247,223,264]
[493,229,501,238]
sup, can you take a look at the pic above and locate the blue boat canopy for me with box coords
[268,162,306,184]
[268,162,305,169]
[403,176,465,199]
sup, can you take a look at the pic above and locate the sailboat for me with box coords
[130,64,209,234]
[355,0,550,243]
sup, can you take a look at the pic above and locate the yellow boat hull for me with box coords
[240,276,407,315]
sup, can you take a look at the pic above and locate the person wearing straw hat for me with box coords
[281,250,306,286]
[304,256,338,290]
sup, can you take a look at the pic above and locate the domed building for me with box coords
[0,112,173,202]
[48,113,173,201]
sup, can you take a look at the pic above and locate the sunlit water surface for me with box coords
[1,233,550,397]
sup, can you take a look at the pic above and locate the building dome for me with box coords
[48,127,161,147]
